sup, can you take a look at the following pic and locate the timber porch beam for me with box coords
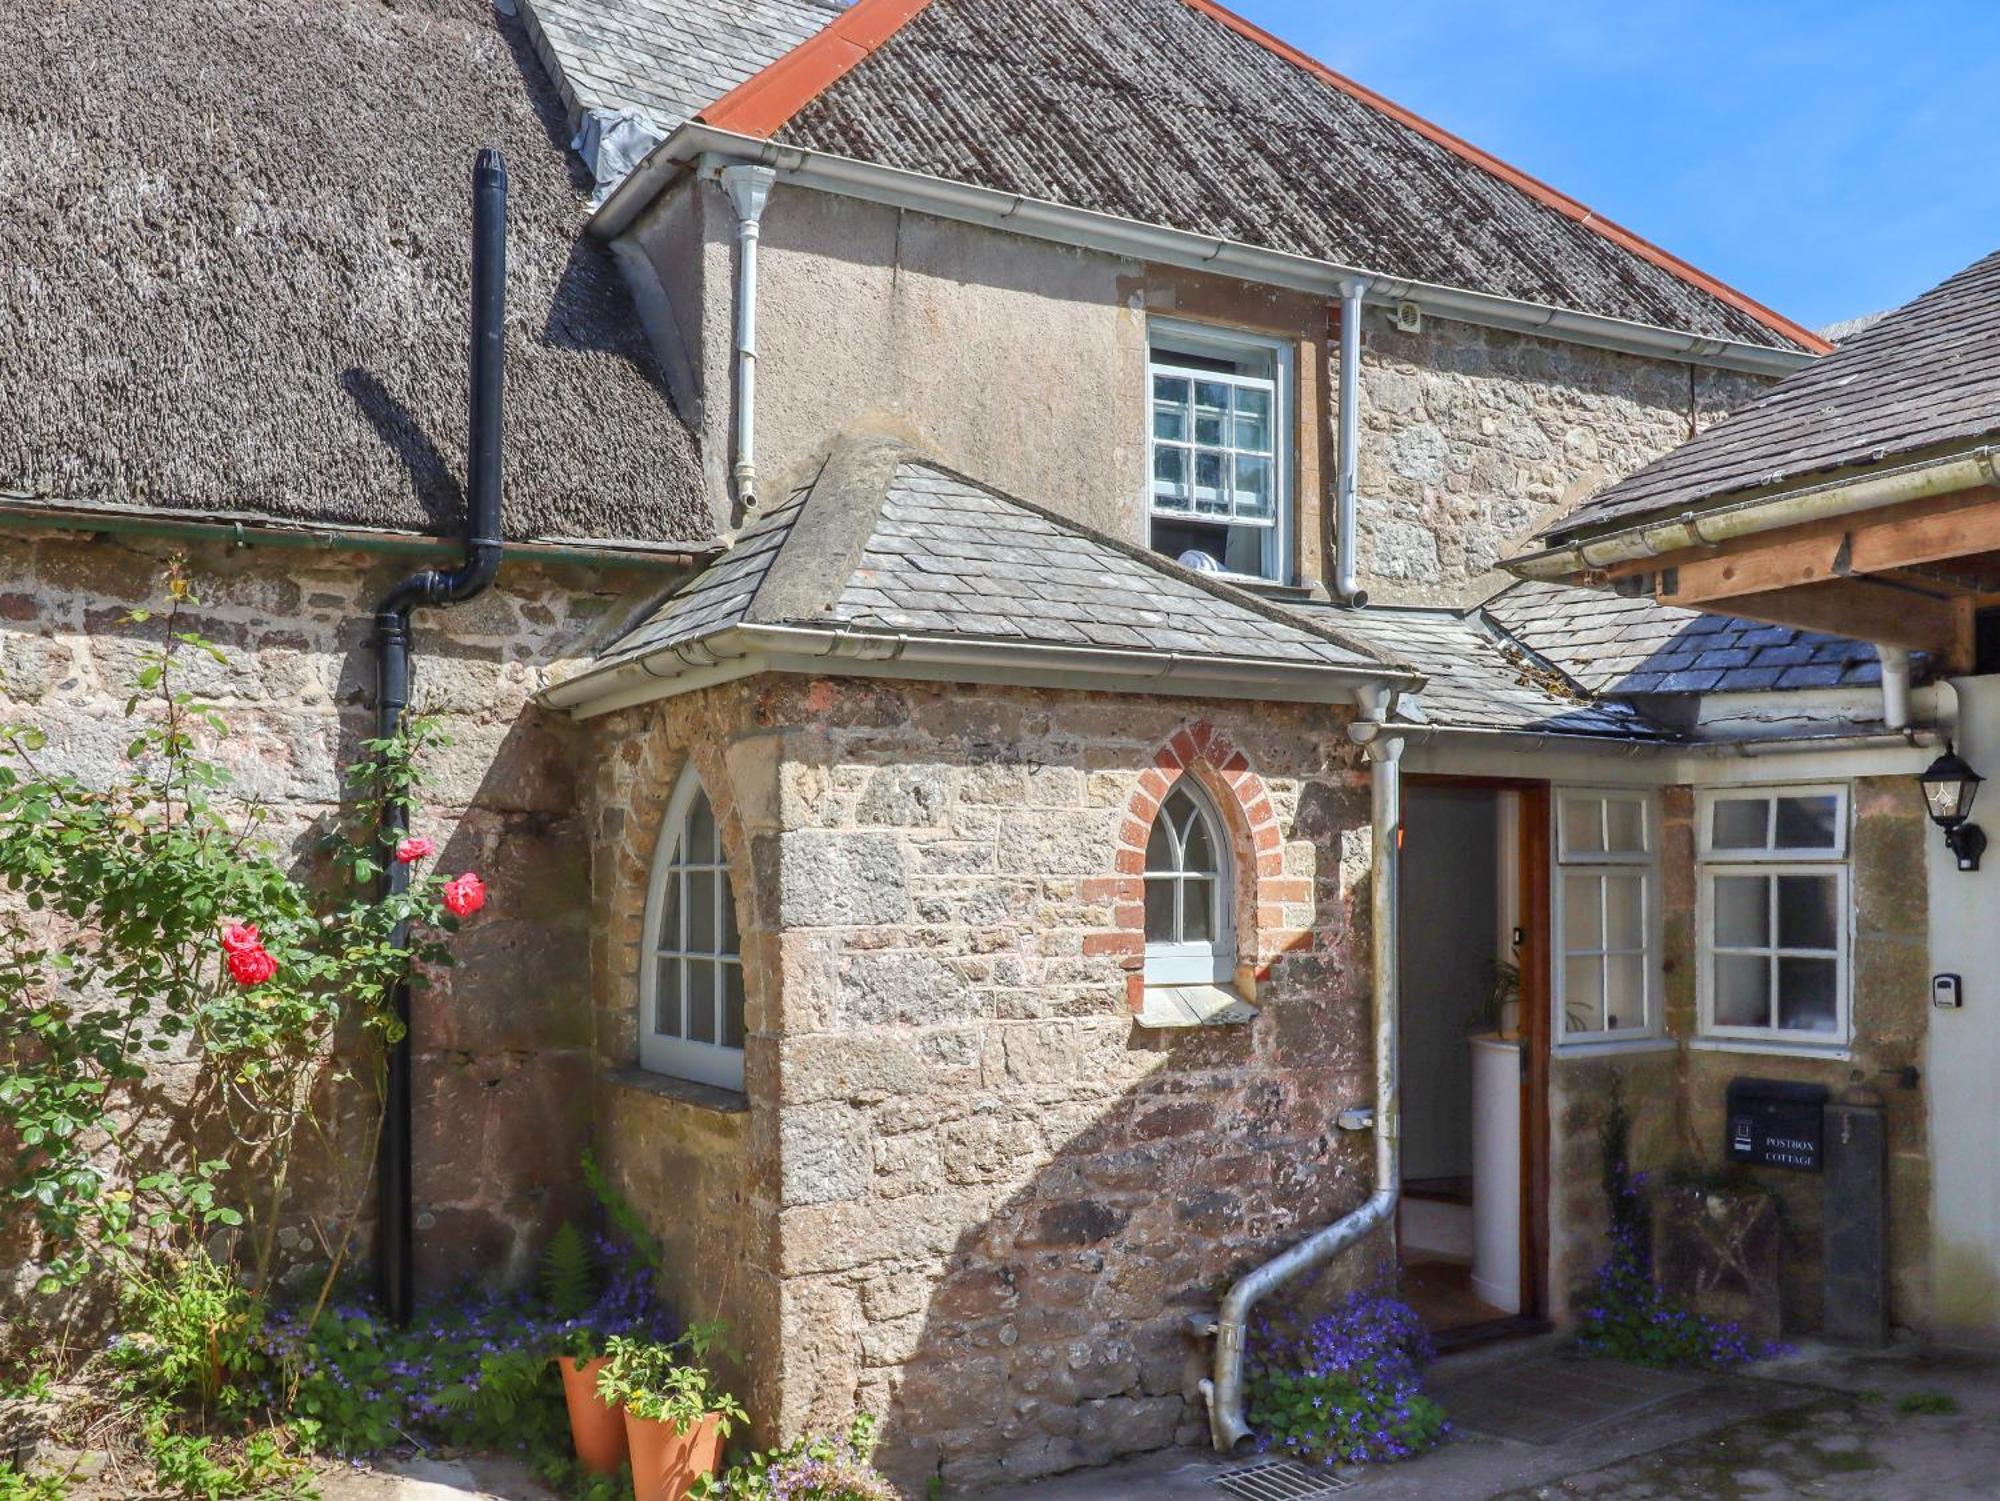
[1712,578,1957,654]
[1604,485,2000,608]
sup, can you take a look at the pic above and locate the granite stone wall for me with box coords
[0,528,665,1308]
[1352,315,1772,607]
[586,675,1380,1492]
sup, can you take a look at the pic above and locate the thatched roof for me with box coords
[0,0,708,547]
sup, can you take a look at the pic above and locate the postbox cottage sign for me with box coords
[1726,1078,1830,1172]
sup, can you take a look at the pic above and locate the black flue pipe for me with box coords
[374,147,509,1324]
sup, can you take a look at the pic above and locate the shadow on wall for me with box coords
[865,1017,1386,1494]
[846,742,1386,1493]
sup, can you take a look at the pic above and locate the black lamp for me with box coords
[1919,746,1986,871]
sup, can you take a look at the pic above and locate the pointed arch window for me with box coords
[639,768,745,1090]
[1142,783,1234,985]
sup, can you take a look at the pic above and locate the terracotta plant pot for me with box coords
[558,1355,629,1477]
[623,1408,725,1501]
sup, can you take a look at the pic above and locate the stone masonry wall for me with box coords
[628,182,1772,609]
[1550,779,1932,1336]
[1353,313,1772,607]
[0,528,666,1307]
[584,680,785,1432]
[585,674,1381,1491]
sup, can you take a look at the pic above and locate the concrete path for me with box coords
[313,1454,559,1500]
[982,1342,2000,1501]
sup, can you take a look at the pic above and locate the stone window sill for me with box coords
[1552,1036,1679,1061]
[1134,984,1258,1029]
[605,1066,749,1114]
[1688,1037,1852,1064]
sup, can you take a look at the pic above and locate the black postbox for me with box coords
[1726,1078,1828,1171]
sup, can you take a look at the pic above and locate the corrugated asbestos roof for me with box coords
[0,0,708,546]
[720,0,1819,354]
[1487,581,1889,697]
[521,0,840,130]
[1544,248,2000,540]
[601,443,1401,674]
[1305,604,1668,739]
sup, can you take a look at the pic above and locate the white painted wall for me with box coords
[1927,675,2000,1339]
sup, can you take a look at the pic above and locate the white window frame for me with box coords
[1696,785,1851,1051]
[1553,789,1664,1051]
[1144,318,1293,585]
[1142,781,1235,986]
[638,766,746,1090]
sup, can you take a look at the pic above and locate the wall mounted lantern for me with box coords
[1919,746,1986,871]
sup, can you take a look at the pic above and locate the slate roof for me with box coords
[1306,605,1668,739]
[0,0,707,546]
[703,0,1823,355]
[1486,581,1889,697]
[600,441,1405,677]
[521,0,840,130]
[1544,248,2000,541]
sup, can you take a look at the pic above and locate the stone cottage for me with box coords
[4,0,1977,1491]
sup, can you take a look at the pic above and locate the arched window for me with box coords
[639,768,744,1089]
[1143,782,1233,984]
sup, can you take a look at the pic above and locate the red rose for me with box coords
[442,872,487,917]
[226,945,278,987]
[220,922,262,955]
[394,836,436,865]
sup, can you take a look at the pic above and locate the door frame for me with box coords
[1403,773,1552,1321]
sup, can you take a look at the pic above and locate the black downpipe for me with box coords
[374,147,509,1324]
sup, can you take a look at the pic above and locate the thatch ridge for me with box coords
[0,0,708,544]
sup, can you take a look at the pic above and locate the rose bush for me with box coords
[0,563,488,1307]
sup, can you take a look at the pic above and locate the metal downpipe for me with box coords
[1333,276,1371,606]
[373,147,509,1324]
[721,164,776,511]
[1877,645,1913,731]
[1202,713,1403,1452]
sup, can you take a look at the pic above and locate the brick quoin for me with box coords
[1096,720,1306,1012]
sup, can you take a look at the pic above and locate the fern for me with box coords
[539,1222,596,1320]
[582,1149,664,1272]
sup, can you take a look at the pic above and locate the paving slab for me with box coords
[313,1454,560,1500]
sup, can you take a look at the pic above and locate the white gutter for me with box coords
[1508,445,2000,581]
[719,163,777,510]
[594,126,1818,379]
[1198,684,1405,1453]
[1333,276,1370,604]
[540,621,1422,720]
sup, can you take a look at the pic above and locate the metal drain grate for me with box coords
[1213,1459,1355,1500]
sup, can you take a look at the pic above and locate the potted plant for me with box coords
[598,1326,746,1501]
[536,1223,630,1476]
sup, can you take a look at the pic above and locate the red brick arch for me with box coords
[1086,720,1312,1013]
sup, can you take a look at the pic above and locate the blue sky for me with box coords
[1239,1,1999,331]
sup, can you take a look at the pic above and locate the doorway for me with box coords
[1397,779,1549,1346]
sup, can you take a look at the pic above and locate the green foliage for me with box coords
[1897,1390,1959,1416]
[1576,1080,1770,1370]
[142,1402,311,1500]
[112,1251,263,1413]
[702,1414,897,1501]
[1245,1293,1447,1466]
[0,1463,69,1501]
[0,564,479,1297]
[539,1222,596,1322]
[596,1326,746,1435]
[582,1150,662,1272]
[263,1300,567,1461]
